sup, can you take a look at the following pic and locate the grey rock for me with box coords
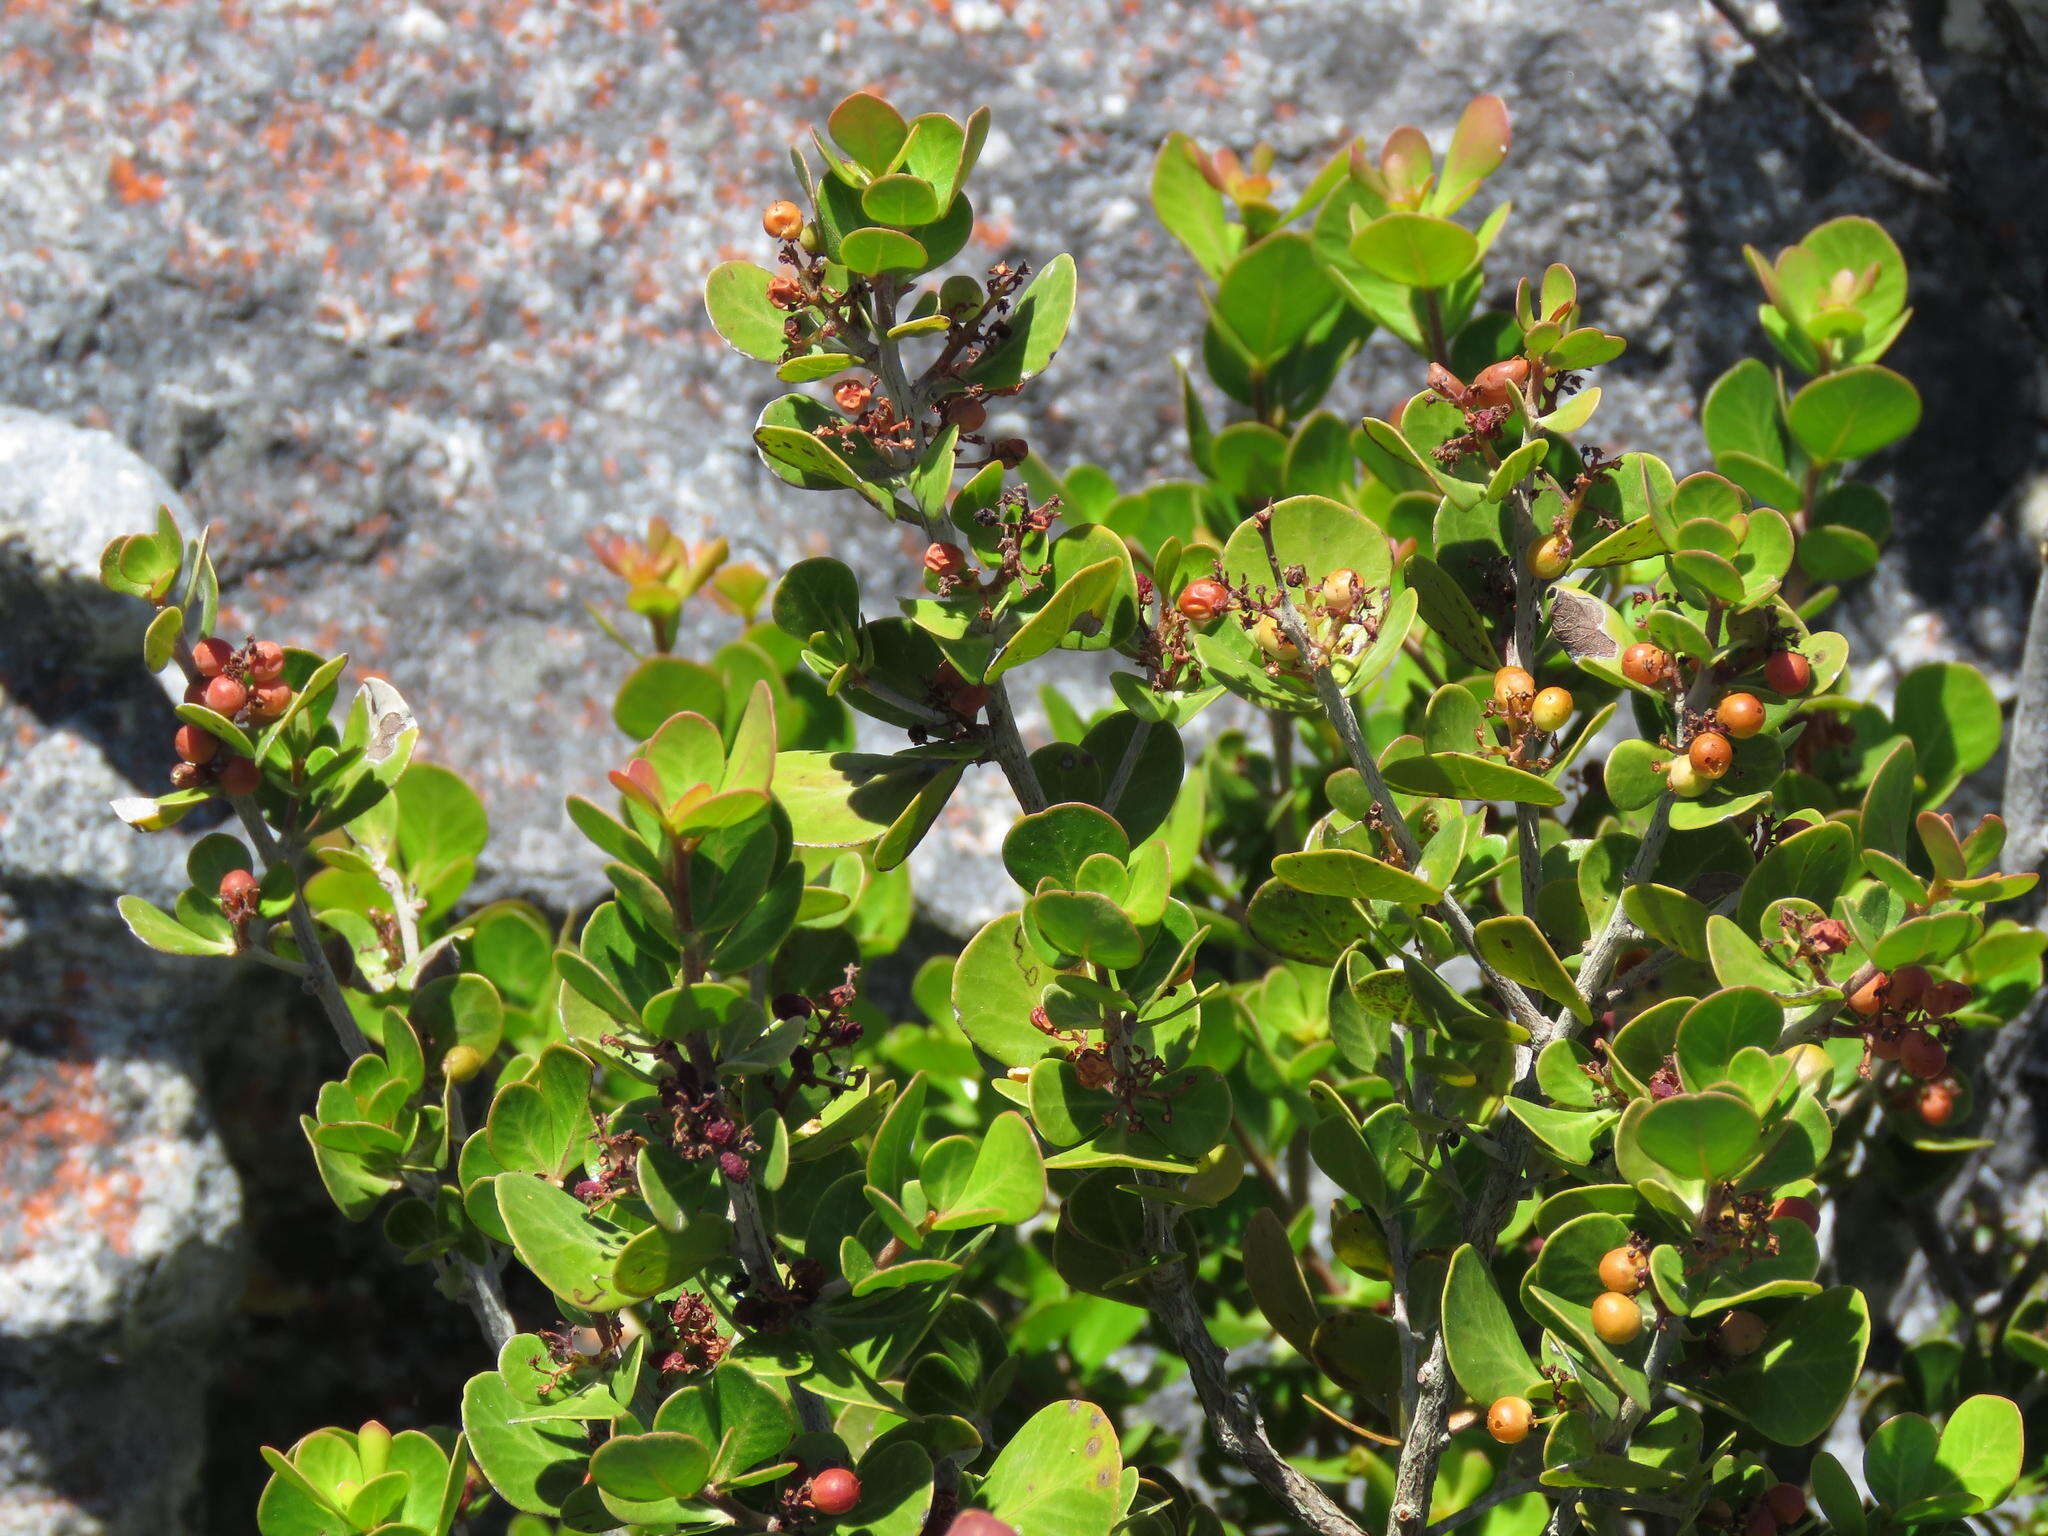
[0,415,240,1536]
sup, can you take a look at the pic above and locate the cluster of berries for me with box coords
[1621,639,1809,799]
[173,636,294,796]
[1491,665,1575,744]
[1175,565,1377,671]
[1843,964,1969,1124]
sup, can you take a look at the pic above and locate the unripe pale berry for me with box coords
[1251,615,1298,661]
[1530,686,1573,733]
[1764,1484,1806,1527]
[1524,535,1570,581]
[1764,650,1813,696]
[1717,692,1766,738]
[204,674,249,716]
[1468,355,1532,409]
[219,756,261,797]
[1597,1245,1641,1295]
[1492,666,1536,709]
[1621,642,1670,689]
[1667,756,1707,797]
[1715,1309,1766,1357]
[1785,1042,1832,1087]
[1318,568,1360,617]
[1848,972,1888,1018]
[1688,731,1733,780]
[1177,579,1231,624]
[1591,1290,1643,1345]
[192,637,235,678]
[1898,1029,1948,1081]
[762,200,805,240]
[173,724,218,765]
[1770,1195,1820,1233]
[809,1468,861,1517]
[442,1044,484,1083]
[1486,1395,1533,1444]
[248,640,287,683]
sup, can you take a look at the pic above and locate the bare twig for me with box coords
[983,677,1048,813]
[2005,545,2048,872]
[1702,0,1952,202]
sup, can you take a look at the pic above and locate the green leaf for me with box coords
[1352,212,1478,288]
[1787,365,1921,462]
[954,912,1067,1068]
[1405,553,1501,668]
[969,254,1078,389]
[612,657,724,742]
[1443,1243,1542,1404]
[117,893,236,957]
[494,1173,631,1311]
[775,749,966,850]
[1214,233,1337,364]
[1150,133,1233,280]
[1222,493,1391,596]
[1894,662,2000,803]
[990,557,1122,680]
[930,1111,1045,1230]
[1003,803,1129,891]
[1272,848,1441,905]
[1474,915,1588,1020]
[1245,882,1372,964]
[705,262,788,362]
[460,1369,589,1515]
[1634,1092,1761,1183]
[1930,1394,2024,1516]
[773,557,863,642]
[1029,890,1143,970]
[1704,1286,1868,1446]
[1381,751,1565,807]
[840,227,929,275]
[827,91,909,172]
[980,1400,1124,1536]
[589,1432,711,1504]
[1244,1206,1322,1355]
[1738,821,1856,932]
[861,173,941,227]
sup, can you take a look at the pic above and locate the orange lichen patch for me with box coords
[0,1056,142,1262]
[108,155,165,204]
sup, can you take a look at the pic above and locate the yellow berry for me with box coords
[1529,686,1573,733]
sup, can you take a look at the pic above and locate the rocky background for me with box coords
[2,1,2045,1532]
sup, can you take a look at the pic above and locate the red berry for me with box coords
[1597,1245,1642,1295]
[949,683,991,717]
[1927,979,1971,1017]
[218,868,258,906]
[809,1468,860,1517]
[218,756,261,797]
[192,637,235,678]
[173,724,218,766]
[1764,650,1812,696]
[1700,1500,1735,1528]
[1764,1485,1806,1527]
[1770,1195,1820,1233]
[924,542,969,581]
[947,397,987,433]
[1918,1081,1957,1127]
[247,640,287,682]
[1717,692,1766,738]
[767,274,804,309]
[1743,1504,1778,1536]
[1887,964,1933,1012]
[1898,1029,1948,1081]
[1177,578,1231,624]
[1468,355,1532,409]
[251,682,294,721]
[168,761,204,790]
[203,674,248,716]
[763,200,804,240]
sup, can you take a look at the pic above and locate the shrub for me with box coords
[105,88,2037,1536]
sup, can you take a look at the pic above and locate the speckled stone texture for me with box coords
[1,1,2044,1530]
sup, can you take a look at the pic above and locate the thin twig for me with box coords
[983,677,1048,813]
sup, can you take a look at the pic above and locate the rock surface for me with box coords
[1,2,2045,1531]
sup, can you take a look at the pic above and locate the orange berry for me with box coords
[192,637,236,678]
[1486,1396,1533,1444]
[1591,1291,1642,1345]
[173,724,217,766]
[763,200,805,240]
[1918,1081,1957,1126]
[1848,972,1889,1018]
[1621,642,1670,689]
[247,640,287,683]
[1715,1310,1766,1357]
[923,542,969,581]
[251,682,294,721]
[1492,666,1536,709]
[218,868,258,906]
[1597,1245,1641,1295]
[219,756,261,797]
[1688,731,1733,779]
[1468,355,1532,409]
[1716,692,1765,738]
[203,674,248,716]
